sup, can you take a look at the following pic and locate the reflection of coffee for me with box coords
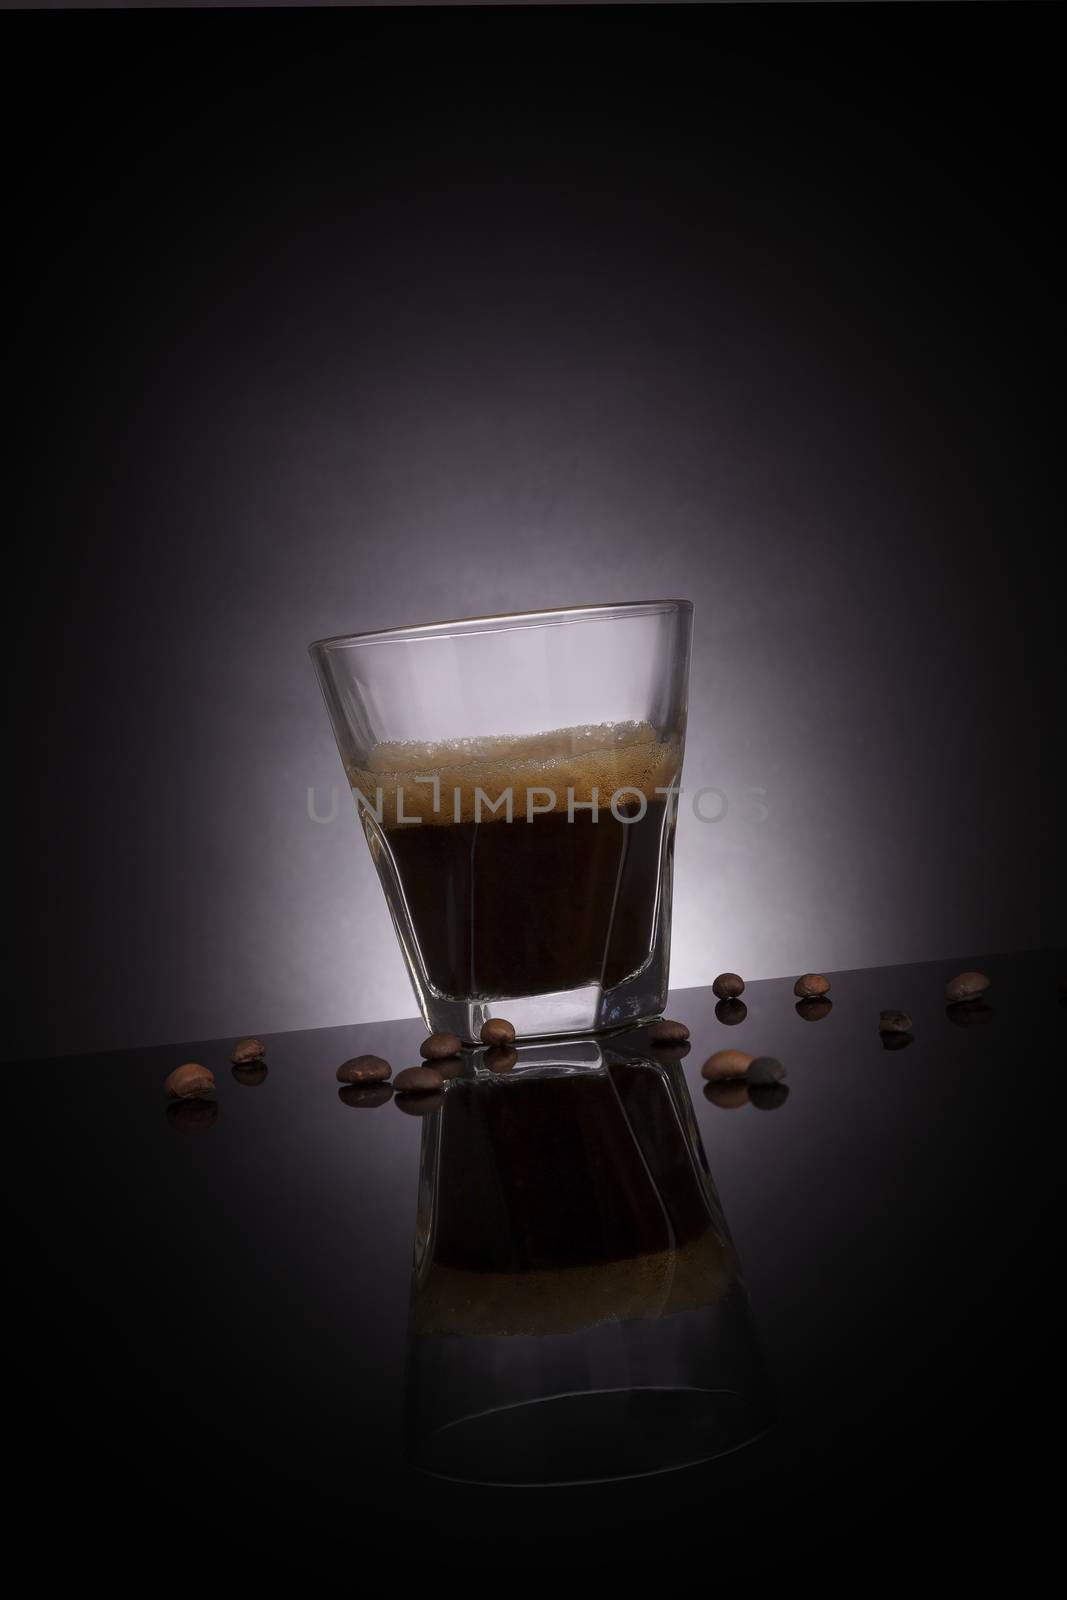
[350,723,681,1000]
[413,1065,735,1337]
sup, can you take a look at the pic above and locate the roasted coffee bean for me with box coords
[878,1010,913,1034]
[336,1054,392,1085]
[746,1056,786,1086]
[647,1018,690,1043]
[945,971,990,1003]
[702,1049,754,1081]
[794,973,830,999]
[479,1018,517,1047]
[395,1089,444,1117]
[395,1065,446,1093]
[231,1037,266,1065]
[946,999,993,1028]
[484,1046,518,1074]
[338,1084,393,1110]
[166,1099,218,1134]
[796,997,832,1022]
[749,1083,790,1111]
[650,1038,691,1062]
[232,1061,268,1087]
[419,1033,463,1061]
[704,1081,750,1110]
[715,998,748,1026]
[712,972,745,1000]
[882,1030,914,1051]
[164,1062,215,1100]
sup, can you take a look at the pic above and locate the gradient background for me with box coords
[6,5,1062,1060]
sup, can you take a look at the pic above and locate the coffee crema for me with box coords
[347,721,680,826]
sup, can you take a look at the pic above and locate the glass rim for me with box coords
[308,598,693,656]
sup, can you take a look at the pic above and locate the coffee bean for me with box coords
[395,1089,445,1117]
[650,1038,691,1061]
[796,997,832,1022]
[945,971,990,1003]
[946,999,993,1028]
[164,1062,215,1100]
[648,1018,690,1043]
[232,1061,268,1087]
[338,1084,393,1110]
[419,1033,463,1061]
[479,1018,516,1047]
[715,998,748,1026]
[749,1083,790,1111]
[336,1054,392,1085]
[878,1010,913,1034]
[882,1030,914,1051]
[704,1081,750,1110]
[794,973,830,999]
[395,1065,446,1093]
[746,1056,786,1086]
[485,1046,518,1073]
[702,1049,754,1081]
[231,1037,266,1065]
[712,972,745,1000]
[166,1099,218,1134]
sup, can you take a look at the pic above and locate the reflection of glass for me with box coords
[405,1039,772,1485]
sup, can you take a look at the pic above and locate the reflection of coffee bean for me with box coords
[946,999,993,1028]
[395,1065,446,1093]
[746,1056,785,1086]
[338,1084,393,1110]
[479,1018,516,1047]
[715,998,748,1026]
[647,1018,690,1043]
[749,1083,789,1111]
[420,1033,463,1061]
[164,1063,215,1100]
[232,1061,268,1087]
[796,997,832,1022]
[794,973,830,998]
[882,1031,914,1051]
[702,1049,753,1081]
[484,1046,518,1073]
[946,971,990,1003]
[436,1057,465,1080]
[231,1037,266,1065]
[336,1054,392,1084]
[704,1081,750,1110]
[650,1038,691,1061]
[395,1089,444,1117]
[712,972,745,999]
[878,1010,912,1034]
[166,1099,218,1134]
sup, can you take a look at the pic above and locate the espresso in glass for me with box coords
[349,722,682,1015]
[311,601,692,1039]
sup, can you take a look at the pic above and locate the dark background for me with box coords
[5,4,1062,1061]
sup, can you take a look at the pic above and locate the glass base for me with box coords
[420,974,668,1044]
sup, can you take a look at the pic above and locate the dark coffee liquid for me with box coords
[385,800,671,999]
[431,1067,715,1273]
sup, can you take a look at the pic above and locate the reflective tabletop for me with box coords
[6,949,1064,1572]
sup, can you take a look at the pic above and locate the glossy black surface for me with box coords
[6,950,1065,1572]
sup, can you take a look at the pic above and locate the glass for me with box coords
[404,1035,772,1485]
[310,600,693,1039]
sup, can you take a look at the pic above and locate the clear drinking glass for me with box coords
[309,600,692,1040]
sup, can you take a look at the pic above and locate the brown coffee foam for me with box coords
[348,722,682,826]
[412,1229,735,1338]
